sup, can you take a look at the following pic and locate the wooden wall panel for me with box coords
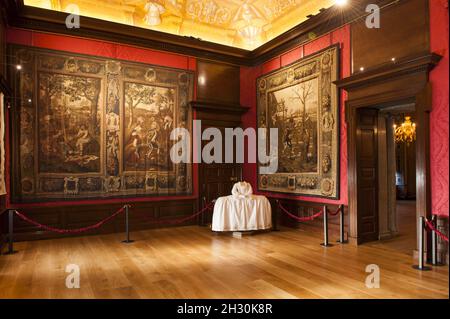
[196,60,240,105]
[351,0,430,73]
[10,199,198,241]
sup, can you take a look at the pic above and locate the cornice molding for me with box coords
[334,53,442,91]
[4,0,391,66]
[190,100,250,115]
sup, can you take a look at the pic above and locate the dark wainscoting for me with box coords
[268,197,349,239]
[0,196,6,253]
[6,199,199,242]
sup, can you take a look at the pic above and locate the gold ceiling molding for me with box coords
[24,0,337,50]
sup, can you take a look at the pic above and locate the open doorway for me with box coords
[376,107,417,255]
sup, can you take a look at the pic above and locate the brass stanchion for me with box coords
[122,205,134,244]
[321,205,333,247]
[429,215,445,266]
[336,204,348,244]
[4,210,18,255]
[413,216,431,271]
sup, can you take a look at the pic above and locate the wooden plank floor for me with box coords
[0,226,448,299]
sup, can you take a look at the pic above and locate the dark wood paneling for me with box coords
[356,108,379,242]
[351,0,430,73]
[197,60,240,105]
[335,52,439,249]
[9,199,198,241]
[415,83,432,255]
[192,101,247,225]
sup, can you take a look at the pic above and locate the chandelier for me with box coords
[394,116,416,144]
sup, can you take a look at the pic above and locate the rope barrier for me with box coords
[14,206,126,234]
[277,202,323,222]
[327,206,342,216]
[135,201,216,225]
[425,220,449,243]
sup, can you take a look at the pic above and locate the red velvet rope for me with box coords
[425,220,449,243]
[14,206,126,234]
[135,201,215,225]
[327,206,342,216]
[278,202,324,222]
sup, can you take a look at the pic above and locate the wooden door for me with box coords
[199,126,242,225]
[356,108,379,242]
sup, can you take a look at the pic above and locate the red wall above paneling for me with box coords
[429,0,449,217]
[6,28,197,71]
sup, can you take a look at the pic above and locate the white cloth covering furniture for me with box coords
[212,182,272,232]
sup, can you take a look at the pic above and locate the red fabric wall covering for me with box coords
[242,7,449,216]
[429,0,449,217]
[240,26,350,205]
[6,28,199,208]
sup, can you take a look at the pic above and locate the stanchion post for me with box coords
[5,210,18,255]
[321,205,333,247]
[337,204,348,244]
[430,215,444,266]
[413,216,431,270]
[122,205,134,244]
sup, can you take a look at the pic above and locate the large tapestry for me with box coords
[10,46,193,202]
[0,93,5,196]
[257,45,339,198]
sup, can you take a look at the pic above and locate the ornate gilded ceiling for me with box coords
[24,0,337,50]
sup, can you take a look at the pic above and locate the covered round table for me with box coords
[212,182,272,232]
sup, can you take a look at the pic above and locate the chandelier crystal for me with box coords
[394,116,416,144]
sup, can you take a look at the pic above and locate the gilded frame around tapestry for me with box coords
[9,45,193,202]
[256,45,339,199]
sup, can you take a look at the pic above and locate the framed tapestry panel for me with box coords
[9,45,193,202]
[257,45,339,198]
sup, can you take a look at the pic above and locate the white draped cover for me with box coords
[212,182,272,232]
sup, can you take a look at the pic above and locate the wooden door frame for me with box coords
[335,53,441,250]
[190,100,249,224]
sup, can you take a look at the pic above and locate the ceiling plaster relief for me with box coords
[24,0,336,50]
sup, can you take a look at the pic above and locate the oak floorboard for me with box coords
[0,226,447,299]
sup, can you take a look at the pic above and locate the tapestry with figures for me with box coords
[256,45,339,198]
[10,45,193,202]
